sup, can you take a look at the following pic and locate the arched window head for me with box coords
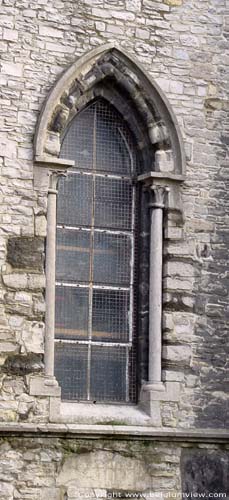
[54,98,139,403]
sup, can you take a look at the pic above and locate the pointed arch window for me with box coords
[54,98,139,403]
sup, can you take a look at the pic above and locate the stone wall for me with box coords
[0,0,228,430]
[0,5,228,497]
[0,0,228,498]
[0,436,228,500]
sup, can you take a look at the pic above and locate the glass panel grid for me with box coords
[61,98,137,175]
[90,345,127,402]
[55,342,88,400]
[57,173,93,227]
[96,99,134,175]
[56,228,91,283]
[92,289,130,342]
[94,231,131,285]
[60,105,94,169]
[95,176,133,230]
[55,286,89,340]
[56,98,138,403]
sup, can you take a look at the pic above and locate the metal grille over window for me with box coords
[55,98,138,403]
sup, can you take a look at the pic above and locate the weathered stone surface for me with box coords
[57,450,151,489]
[0,0,227,441]
[35,215,47,237]
[1,354,43,376]
[165,0,182,5]
[7,237,44,271]
[2,273,28,290]
[2,273,45,291]
[181,450,229,495]
[28,375,61,397]
[0,439,226,500]
[163,345,192,367]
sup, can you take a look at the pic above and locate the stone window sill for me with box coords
[50,401,154,426]
[28,375,181,428]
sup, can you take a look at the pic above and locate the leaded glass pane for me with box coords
[56,98,137,403]
[94,177,132,230]
[55,343,88,400]
[55,286,89,340]
[92,289,130,342]
[93,232,131,285]
[56,228,91,283]
[96,100,132,174]
[90,345,127,402]
[61,105,94,169]
[57,173,92,227]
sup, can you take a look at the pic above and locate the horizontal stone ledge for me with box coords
[34,156,75,169]
[137,171,185,182]
[0,423,228,443]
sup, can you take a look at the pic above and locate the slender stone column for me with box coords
[44,170,66,377]
[148,185,168,384]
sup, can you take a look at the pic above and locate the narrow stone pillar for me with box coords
[44,170,66,377]
[148,185,168,384]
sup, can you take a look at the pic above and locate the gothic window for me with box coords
[54,98,139,403]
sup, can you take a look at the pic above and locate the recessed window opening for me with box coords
[54,98,139,404]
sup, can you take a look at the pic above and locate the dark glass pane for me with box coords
[60,105,94,169]
[56,228,91,283]
[57,173,92,227]
[56,98,138,404]
[92,289,129,342]
[96,100,132,174]
[93,232,131,285]
[55,342,88,400]
[94,177,132,230]
[55,286,89,340]
[90,346,127,402]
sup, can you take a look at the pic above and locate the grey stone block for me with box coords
[7,237,45,271]
[28,375,61,397]
[2,353,43,375]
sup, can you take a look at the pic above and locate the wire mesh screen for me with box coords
[93,232,131,285]
[61,98,137,175]
[55,342,88,400]
[90,345,127,402]
[56,228,91,283]
[57,173,93,227]
[55,286,89,340]
[94,177,133,230]
[60,105,94,169]
[55,98,138,403]
[92,289,130,342]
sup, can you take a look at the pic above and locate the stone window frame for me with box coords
[29,43,186,427]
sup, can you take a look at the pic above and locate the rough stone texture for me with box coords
[0,0,228,490]
[0,437,227,500]
[181,449,229,495]
[2,354,43,376]
[7,237,45,271]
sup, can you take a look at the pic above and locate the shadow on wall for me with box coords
[181,449,229,497]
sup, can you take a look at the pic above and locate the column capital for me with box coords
[149,185,170,209]
[48,169,67,193]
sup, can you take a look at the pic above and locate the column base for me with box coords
[139,382,164,420]
[27,374,61,397]
[139,381,180,419]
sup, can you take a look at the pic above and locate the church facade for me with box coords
[0,0,228,498]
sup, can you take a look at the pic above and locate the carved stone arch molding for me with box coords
[31,44,186,424]
[34,43,185,180]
